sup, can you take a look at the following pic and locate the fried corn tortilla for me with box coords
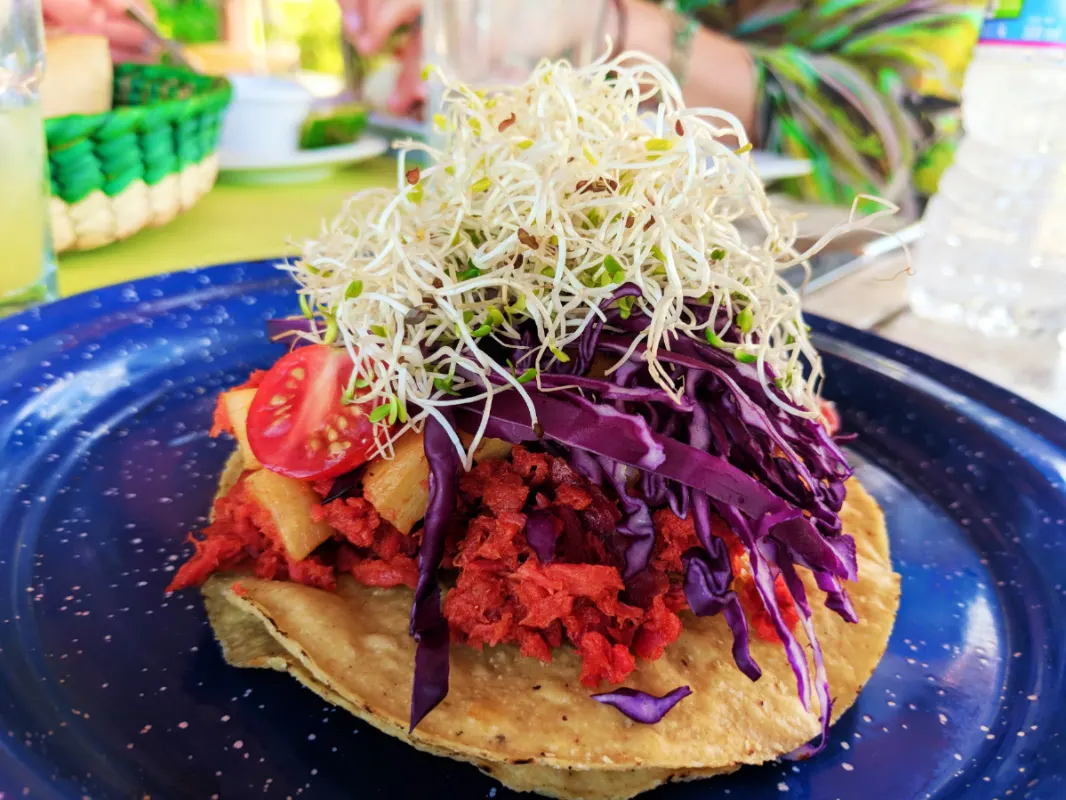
[202,453,899,800]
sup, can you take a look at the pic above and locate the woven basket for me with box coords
[45,63,232,254]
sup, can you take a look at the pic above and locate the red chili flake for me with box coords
[517,228,539,249]
[405,166,420,185]
[675,120,684,136]
[498,112,517,133]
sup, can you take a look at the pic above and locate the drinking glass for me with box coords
[0,0,56,317]
[421,0,610,145]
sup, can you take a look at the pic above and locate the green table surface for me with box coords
[57,158,397,297]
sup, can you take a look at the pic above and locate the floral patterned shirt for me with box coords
[668,0,986,206]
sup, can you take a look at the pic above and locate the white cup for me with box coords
[219,73,314,160]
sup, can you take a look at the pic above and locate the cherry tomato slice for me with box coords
[247,345,378,480]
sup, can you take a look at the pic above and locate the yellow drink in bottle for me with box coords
[0,101,51,310]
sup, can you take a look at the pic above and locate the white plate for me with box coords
[217,136,391,185]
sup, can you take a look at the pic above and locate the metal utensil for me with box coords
[803,221,921,295]
[124,4,200,73]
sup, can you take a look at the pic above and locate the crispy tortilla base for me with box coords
[202,453,899,799]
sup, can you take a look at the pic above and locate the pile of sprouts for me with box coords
[288,49,894,463]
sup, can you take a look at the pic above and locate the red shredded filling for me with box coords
[175,391,800,687]
[166,474,417,594]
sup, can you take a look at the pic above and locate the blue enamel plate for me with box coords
[0,260,1063,800]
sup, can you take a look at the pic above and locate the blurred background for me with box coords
[157,0,341,76]
[11,0,1066,419]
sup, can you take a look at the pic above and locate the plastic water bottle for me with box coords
[909,0,1066,337]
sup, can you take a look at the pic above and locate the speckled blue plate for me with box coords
[0,259,1064,800]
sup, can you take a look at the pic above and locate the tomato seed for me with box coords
[291,367,305,380]
[326,427,338,443]
[337,417,349,430]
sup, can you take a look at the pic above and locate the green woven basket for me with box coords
[45,63,232,253]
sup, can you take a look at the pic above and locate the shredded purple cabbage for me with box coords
[683,550,760,681]
[592,686,692,723]
[683,368,759,679]
[390,300,856,757]
[453,392,857,584]
[597,455,657,579]
[772,538,833,759]
[447,326,855,755]
[534,372,693,411]
[409,411,459,732]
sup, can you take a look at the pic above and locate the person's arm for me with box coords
[42,0,157,63]
[748,0,985,206]
[621,1,758,137]
[620,0,985,206]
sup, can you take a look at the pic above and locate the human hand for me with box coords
[339,0,425,117]
[42,0,159,64]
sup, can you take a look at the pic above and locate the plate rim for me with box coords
[217,135,390,173]
[1,257,1065,799]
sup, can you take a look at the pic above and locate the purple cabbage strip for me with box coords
[682,551,760,681]
[608,334,851,497]
[570,443,664,600]
[718,503,813,711]
[568,447,605,485]
[666,482,689,520]
[323,471,359,504]
[815,570,858,623]
[772,539,833,759]
[591,686,692,724]
[534,373,693,411]
[640,469,670,508]
[525,508,558,564]
[410,621,450,733]
[561,393,667,471]
[569,283,644,375]
[769,515,857,585]
[597,456,657,579]
[684,375,760,679]
[409,410,460,732]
